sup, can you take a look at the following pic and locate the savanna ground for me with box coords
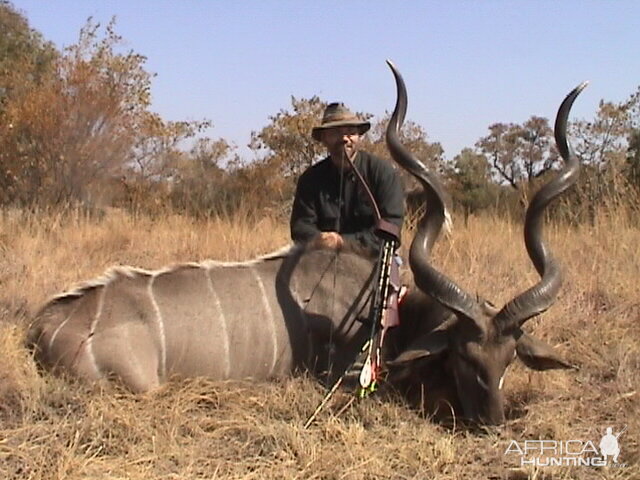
[0,206,638,479]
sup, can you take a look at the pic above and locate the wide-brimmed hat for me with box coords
[311,102,370,141]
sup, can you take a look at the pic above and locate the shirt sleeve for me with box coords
[290,171,321,243]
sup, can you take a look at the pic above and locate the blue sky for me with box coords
[11,1,640,161]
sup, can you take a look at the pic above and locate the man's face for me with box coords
[320,126,362,165]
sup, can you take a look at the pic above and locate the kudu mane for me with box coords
[47,241,380,308]
[46,244,307,305]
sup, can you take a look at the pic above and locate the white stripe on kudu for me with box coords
[205,267,231,378]
[47,300,81,352]
[86,283,108,377]
[251,265,278,375]
[148,274,167,380]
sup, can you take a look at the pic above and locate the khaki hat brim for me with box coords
[312,120,371,141]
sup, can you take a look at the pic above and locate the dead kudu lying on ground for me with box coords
[27,63,586,426]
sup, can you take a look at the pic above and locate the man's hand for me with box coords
[311,231,344,250]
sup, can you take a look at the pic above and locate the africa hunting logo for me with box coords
[504,426,627,468]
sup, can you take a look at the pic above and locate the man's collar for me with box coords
[328,150,360,172]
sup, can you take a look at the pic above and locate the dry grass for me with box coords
[0,206,638,479]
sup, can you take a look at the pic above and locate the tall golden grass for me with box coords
[0,206,638,479]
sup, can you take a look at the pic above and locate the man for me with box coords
[290,102,404,254]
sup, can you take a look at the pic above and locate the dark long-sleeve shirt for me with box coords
[290,151,404,252]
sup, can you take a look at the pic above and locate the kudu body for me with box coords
[27,247,378,393]
[27,62,586,425]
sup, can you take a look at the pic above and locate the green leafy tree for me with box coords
[0,1,57,111]
[446,148,498,216]
[477,117,557,204]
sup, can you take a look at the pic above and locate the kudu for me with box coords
[26,62,586,426]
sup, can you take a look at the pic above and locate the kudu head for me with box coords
[385,60,587,426]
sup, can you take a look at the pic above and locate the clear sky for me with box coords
[10,1,640,161]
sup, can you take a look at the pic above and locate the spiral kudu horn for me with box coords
[385,60,483,323]
[495,81,588,333]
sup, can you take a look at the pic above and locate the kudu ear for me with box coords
[516,333,575,371]
[387,330,449,366]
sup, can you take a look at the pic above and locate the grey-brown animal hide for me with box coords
[27,246,377,392]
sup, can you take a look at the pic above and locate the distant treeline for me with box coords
[1,1,639,223]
